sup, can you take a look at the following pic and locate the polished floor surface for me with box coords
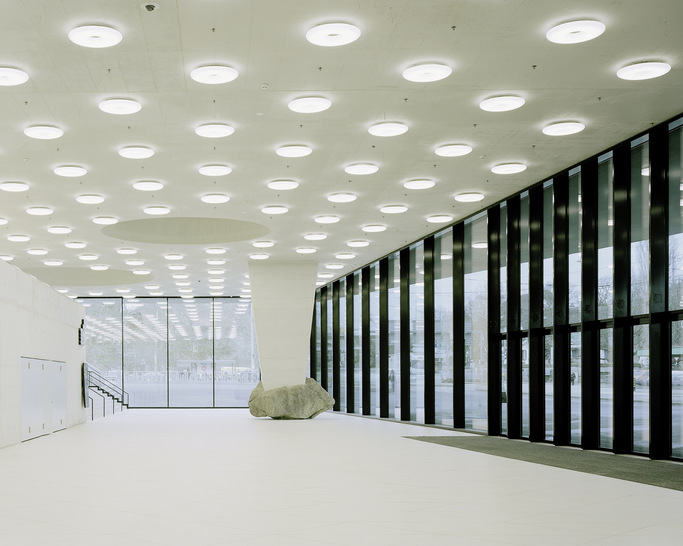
[0,410,682,545]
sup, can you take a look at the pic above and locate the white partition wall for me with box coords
[0,260,85,448]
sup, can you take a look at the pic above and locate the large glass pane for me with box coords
[83,298,123,390]
[631,140,650,316]
[570,331,582,445]
[410,245,424,423]
[435,230,453,426]
[520,194,530,437]
[214,299,259,407]
[353,272,362,413]
[370,263,380,416]
[388,253,401,419]
[668,127,683,310]
[568,171,582,324]
[522,337,530,438]
[168,299,213,407]
[500,204,507,334]
[545,334,554,441]
[633,325,650,454]
[339,278,347,412]
[543,183,554,327]
[123,298,167,407]
[327,290,333,395]
[315,292,321,381]
[464,214,488,432]
[600,328,613,449]
[501,340,508,435]
[673,321,683,459]
[598,155,614,320]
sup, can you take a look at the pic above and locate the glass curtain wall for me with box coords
[544,182,554,441]
[568,170,582,445]
[339,278,347,412]
[520,193,530,438]
[83,299,122,388]
[353,272,362,412]
[369,263,380,416]
[410,245,425,423]
[435,230,453,426]
[388,253,401,419]
[671,125,683,458]
[500,204,508,434]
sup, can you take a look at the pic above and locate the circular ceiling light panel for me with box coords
[24,125,63,139]
[47,226,72,234]
[314,215,340,224]
[7,234,30,242]
[335,252,355,260]
[168,264,187,270]
[27,248,48,255]
[99,98,142,115]
[426,214,454,224]
[143,206,170,215]
[296,247,317,254]
[491,163,527,174]
[164,254,183,261]
[276,145,312,157]
[199,165,232,176]
[288,97,332,113]
[304,233,327,241]
[402,63,452,82]
[542,121,586,136]
[1,181,29,192]
[78,254,99,261]
[125,259,145,266]
[90,264,109,271]
[201,194,230,204]
[65,242,87,249]
[119,146,154,159]
[250,253,270,260]
[0,218,8,225]
[261,205,289,215]
[133,269,150,275]
[435,144,473,157]
[116,248,137,255]
[345,163,379,175]
[268,180,299,190]
[206,259,225,265]
[190,65,239,84]
[306,23,361,47]
[44,260,63,266]
[617,61,672,80]
[347,240,370,248]
[207,269,225,275]
[479,96,525,112]
[325,263,344,270]
[76,194,105,204]
[546,20,606,44]
[455,192,485,203]
[253,241,274,248]
[133,180,164,191]
[54,165,87,177]
[362,225,386,233]
[26,206,53,216]
[327,193,357,203]
[93,216,119,225]
[368,122,408,137]
[380,204,408,214]
[68,25,122,48]
[206,247,227,255]
[195,124,234,138]
[0,67,29,86]
[403,179,435,190]
[0,255,14,261]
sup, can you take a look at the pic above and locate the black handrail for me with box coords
[86,362,129,406]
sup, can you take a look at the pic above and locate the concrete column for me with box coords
[248,260,318,391]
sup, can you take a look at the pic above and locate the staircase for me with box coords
[86,363,129,420]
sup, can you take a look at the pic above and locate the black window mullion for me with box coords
[310,296,317,381]
[332,281,341,411]
[487,207,502,436]
[320,286,328,391]
[424,236,436,424]
[379,257,390,418]
[507,195,522,439]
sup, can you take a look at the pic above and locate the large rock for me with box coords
[248,378,334,419]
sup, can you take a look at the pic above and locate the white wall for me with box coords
[0,260,86,449]
[248,260,318,390]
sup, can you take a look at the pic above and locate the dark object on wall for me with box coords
[82,362,89,408]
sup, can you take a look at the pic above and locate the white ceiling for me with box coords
[1,0,681,298]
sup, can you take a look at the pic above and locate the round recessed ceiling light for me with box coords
[206,248,227,255]
[207,269,224,275]
[403,179,435,190]
[455,192,485,203]
[0,67,29,86]
[195,124,234,138]
[24,125,63,139]
[190,65,239,84]
[76,194,104,204]
[472,241,488,249]
[68,25,122,48]
[201,194,230,204]
[164,254,183,261]
[314,215,340,224]
[0,218,8,225]
[26,206,53,216]
[345,163,379,175]
[491,163,527,174]
[44,259,63,266]
[47,226,72,234]
[93,216,118,225]
[380,204,408,214]
[546,20,606,44]
[99,98,142,115]
[116,248,137,255]
[617,61,672,81]
[288,97,332,113]
[54,165,87,177]
[27,248,48,256]
[296,247,317,254]
[325,263,344,270]
[65,241,87,249]
[1,181,29,192]
[143,205,170,215]
[347,240,370,248]
[0,255,14,261]
[402,63,452,82]
[304,233,327,241]
[362,224,386,233]
[479,96,525,112]
[199,165,232,176]
[7,234,30,242]
[90,264,109,271]
[426,215,453,224]
[133,180,164,191]
[78,254,99,261]
[119,146,154,159]
[268,180,299,190]
[252,241,274,248]
[368,122,408,137]
[276,145,312,158]
[542,121,586,136]
[133,269,151,275]
[261,205,289,215]
[318,273,334,279]
[328,193,357,203]
[173,274,190,279]
[435,144,473,157]
[125,259,145,266]
[306,23,361,47]
[250,253,270,260]
[335,252,355,260]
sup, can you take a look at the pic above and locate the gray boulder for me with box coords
[248,378,334,419]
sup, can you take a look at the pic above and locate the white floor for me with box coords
[1,410,682,546]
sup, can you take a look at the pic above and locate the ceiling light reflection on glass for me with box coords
[0,67,29,86]
[479,96,525,112]
[276,145,312,158]
[542,121,585,136]
[546,20,606,44]
[306,23,361,47]
[195,124,234,138]
[267,180,299,190]
[199,165,232,176]
[119,146,154,159]
[24,125,63,139]
[368,122,408,137]
[190,65,239,84]
[402,63,452,82]
[617,61,672,81]
[99,98,142,115]
[54,165,87,177]
[288,97,332,113]
[68,25,122,48]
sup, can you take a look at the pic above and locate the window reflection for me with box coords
[435,230,453,426]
